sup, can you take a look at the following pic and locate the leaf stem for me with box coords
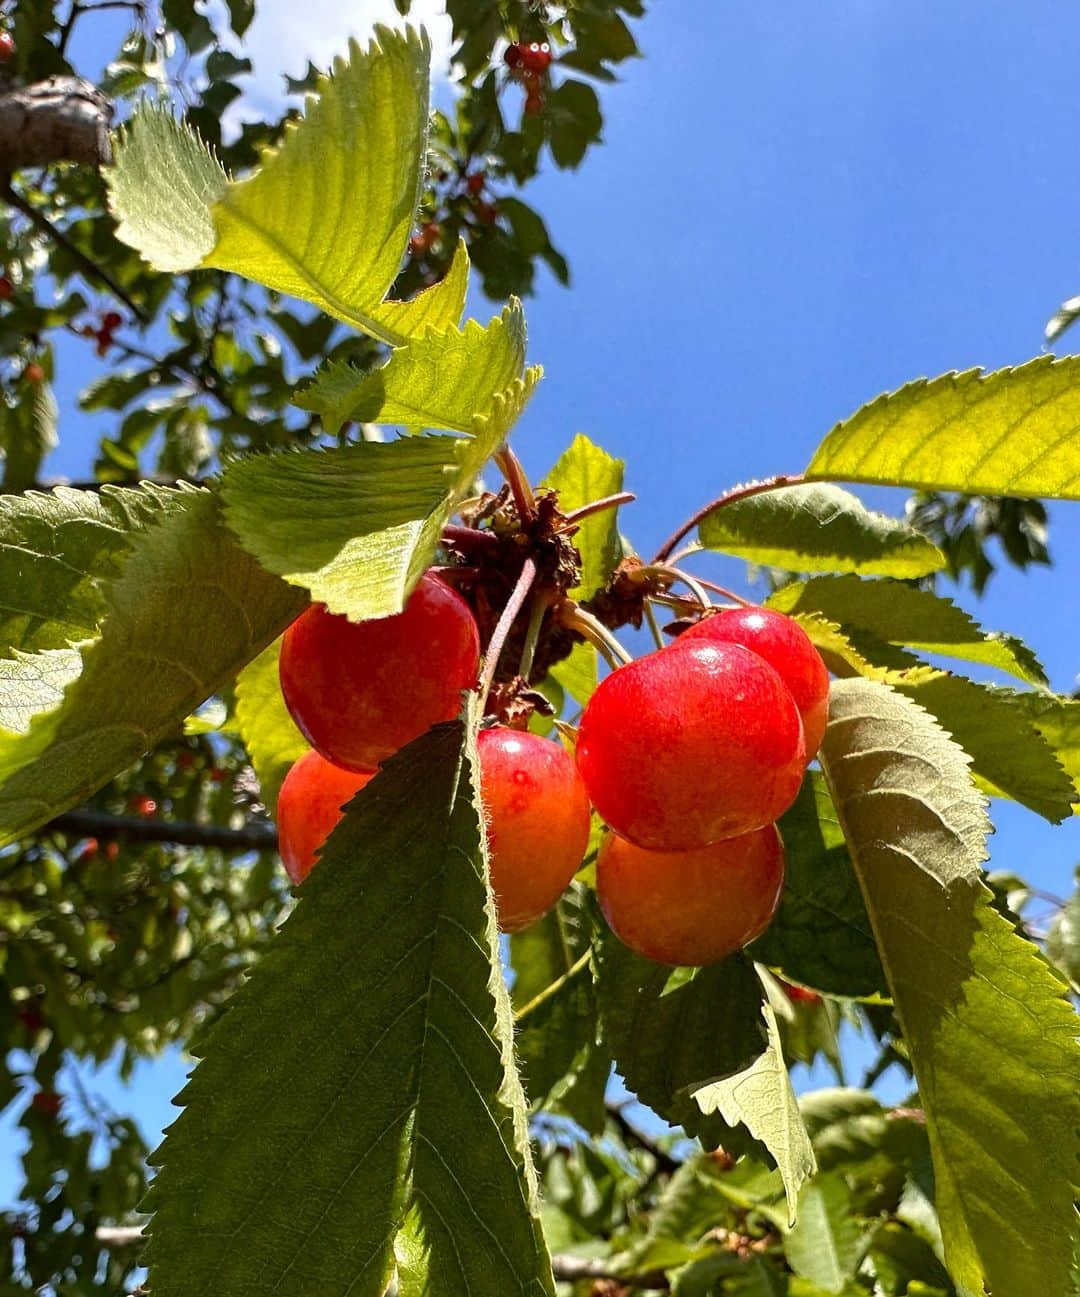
[494,445,536,521]
[632,563,712,611]
[513,949,591,1024]
[643,599,666,650]
[560,491,636,526]
[518,590,551,681]
[652,473,807,563]
[477,557,537,712]
[560,604,633,669]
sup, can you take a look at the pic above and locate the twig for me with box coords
[561,491,636,526]
[605,1099,680,1175]
[477,557,537,710]
[494,445,536,521]
[46,809,278,852]
[652,474,807,563]
[551,1255,669,1288]
[513,950,590,1024]
[3,181,148,323]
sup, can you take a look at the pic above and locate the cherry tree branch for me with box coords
[651,473,807,564]
[47,809,278,852]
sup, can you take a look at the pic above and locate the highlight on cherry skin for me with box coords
[596,824,786,967]
[477,726,592,933]
[576,639,806,852]
[276,749,375,885]
[279,572,481,773]
[682,606,830,757]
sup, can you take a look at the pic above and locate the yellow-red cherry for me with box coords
[682,607,829,757]
[597,824,785,966]
[277,749,375,885]
[576,641,805,852]
[280,573,481,773]
[477,727,591,933]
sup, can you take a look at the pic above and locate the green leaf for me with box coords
[1012,692,1080,803]
[819,678,1080,1297]
[296,301,529,437]
[1046,885,1080,985]
[698,483,944,578]
[807,357,1080,500]
[548,641,598,708]
[108,103,229,272]
[142,718,554,1297]
[594,930,766,1146]
[1,378,58,493]
[783,1173,863,1293]
[0,490,304,846]
[0,484,170,655]
[768,574,1047,686]
[749,774,884,999]
[234,637,308,814]
[547,80,603,170]
[691,997,816,1224]
[220,422,514,622]
[110,31,447,347]
[542,434,626,597]
[511,884,607,1133]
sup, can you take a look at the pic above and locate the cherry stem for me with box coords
[688,575,755,606]
[561,604,634,669]
[514,950,591,1024]
[560,491,636,526]
[478,556,537,712]
[643,599,666,650]
[495,445,536,522]
[632,563,712,611]
[442,522,500,550]
[518,590,552,682]
[651,473,807,564]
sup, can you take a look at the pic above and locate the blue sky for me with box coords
[6,0,1080,1202]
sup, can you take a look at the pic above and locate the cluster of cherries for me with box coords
[504,39,553,117]
[275,569,828,967]
[79,310,123,358]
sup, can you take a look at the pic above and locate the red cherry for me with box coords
[477,728,591,932]
[280,574,481,773]
[503,42,524,69]
[77,837,99,863]
[176,751,195,771]
[102,310,123,330]
[104,840,120,862]
[524,92,545,118]
[466,172,486,196]
[597,825,785,966]
[0,33,15,62]
[31,1090,62,1117]
[521,41,552,73]
[129,794,157,817]
[782,981,822,1004]
[277,749,375,885]
[683,609,830,758]
[474,200,497,226]
[0,275,13,300]
[210,766,228,783]
[24,363,44,383]
[576,641,806,851]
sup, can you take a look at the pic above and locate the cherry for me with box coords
[474,200,497,226]
[24,362,43,383]
[477,728,591,932]
[128,794,157,817]
[576,641,806,851]
[521,41,553,73]
[597,824,785,966]
[0,32,15,62]
[280,573,480,772]
[176,751,195,771]
[77,837,99,863]
[466,171,486,196]
[31,1090,62,1118]
[683,608,829,757]
[210,766,228,782]
[104,841,120,862]
[0,275,12,300]
[277,749,375,885]
[504,42,524,69]
[408,221,441,257]
[102,310,123,330]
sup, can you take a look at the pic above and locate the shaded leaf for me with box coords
[699,483,944,578]
[820,678,1080,1297]
[542,433,625,597]
[783,1173,863,1292]
[142,718,554,1296]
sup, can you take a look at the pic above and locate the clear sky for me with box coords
[6,0,1080,1201]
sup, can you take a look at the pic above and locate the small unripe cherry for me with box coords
[682,608,830,757]
[280,573,481,773]
[477,727,591,932]
[277,749,375,885]
[0,32,15,62]
[576,641,805,851]
[597,825,785,966]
